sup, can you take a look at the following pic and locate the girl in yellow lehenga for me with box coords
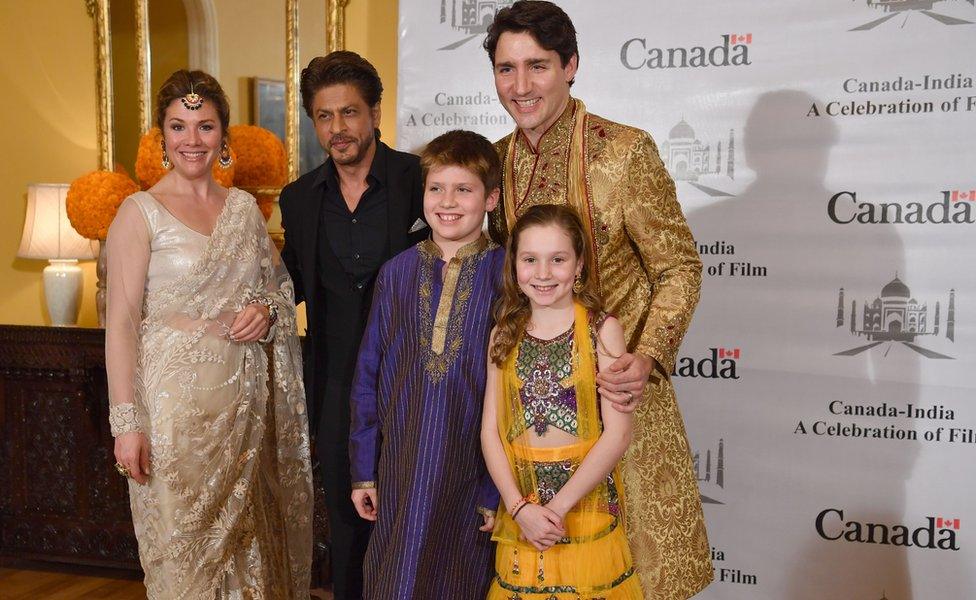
[482,204,642,600]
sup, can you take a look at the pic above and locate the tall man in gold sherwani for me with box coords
[483,2,712,598]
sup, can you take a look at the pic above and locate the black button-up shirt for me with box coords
[311,142,391,386]
[318,147,389,288]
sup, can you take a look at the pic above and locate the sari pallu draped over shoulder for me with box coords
[130,189,313,599]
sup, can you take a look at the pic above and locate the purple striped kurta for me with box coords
[349,238,503,600]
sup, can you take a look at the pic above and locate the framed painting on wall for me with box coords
[252,77,325,175]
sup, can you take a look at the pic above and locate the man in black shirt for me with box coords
[279,51,427,600]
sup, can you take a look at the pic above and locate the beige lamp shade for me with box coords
[17,183,97,260]
[18,183,97,326]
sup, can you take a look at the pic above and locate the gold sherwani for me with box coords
[490,99,712,599]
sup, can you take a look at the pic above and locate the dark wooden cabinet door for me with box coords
[0,326,138,571]
[0,326,329,585]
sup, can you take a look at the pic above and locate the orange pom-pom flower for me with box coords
[228,125,287,221]
[66,171,140,240]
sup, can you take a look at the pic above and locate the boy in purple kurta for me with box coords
[349,130,503,599]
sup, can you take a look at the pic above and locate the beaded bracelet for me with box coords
[252,296,279,326]
[509,492,539,518]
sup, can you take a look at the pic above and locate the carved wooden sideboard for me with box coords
[0,325,330,584]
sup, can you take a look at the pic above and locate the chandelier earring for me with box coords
[161,139,172,170]
[573,274,583,294]
[218,141,233,169]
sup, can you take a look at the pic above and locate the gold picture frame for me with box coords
[85,0,114,171]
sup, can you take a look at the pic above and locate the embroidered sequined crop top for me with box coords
[516,313,607,437]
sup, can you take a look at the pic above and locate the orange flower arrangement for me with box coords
[228,125,287,221]
[66,171,140,240]
[71,126,285,240]
[134,127,236,189]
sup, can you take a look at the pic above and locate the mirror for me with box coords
[87,0,347,185]
[110,1,187,178]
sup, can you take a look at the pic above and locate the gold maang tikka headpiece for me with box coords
[181,82,203,110]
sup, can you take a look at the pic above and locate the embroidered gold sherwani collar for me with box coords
[505,99,578,212]
[504,98,598,281]
[518,98,578,155]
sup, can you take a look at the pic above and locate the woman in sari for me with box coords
[105,70,313,599]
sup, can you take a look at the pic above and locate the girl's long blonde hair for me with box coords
[490,204,603,365]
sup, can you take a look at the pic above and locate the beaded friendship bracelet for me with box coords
[509,492,539,518]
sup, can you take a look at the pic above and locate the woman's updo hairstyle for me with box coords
[155,69,230,135]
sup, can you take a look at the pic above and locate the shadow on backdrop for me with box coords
[685,89,918,599]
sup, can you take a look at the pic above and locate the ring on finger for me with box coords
[114,461,131,478]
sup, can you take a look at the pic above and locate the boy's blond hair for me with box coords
[420,130,501,192]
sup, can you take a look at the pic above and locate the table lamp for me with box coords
[17,183,98,326]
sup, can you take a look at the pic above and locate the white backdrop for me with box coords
[397,1,976,598]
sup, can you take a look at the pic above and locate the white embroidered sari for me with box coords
[105,188,312,599]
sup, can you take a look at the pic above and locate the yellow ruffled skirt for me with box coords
[488,444,643,600]
[487,526,642,599]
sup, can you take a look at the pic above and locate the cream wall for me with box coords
[213,0,287,126]
[346,0,399,144]
[0,0,399,327]
[214,0,398,144]
[0,2,100,327]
